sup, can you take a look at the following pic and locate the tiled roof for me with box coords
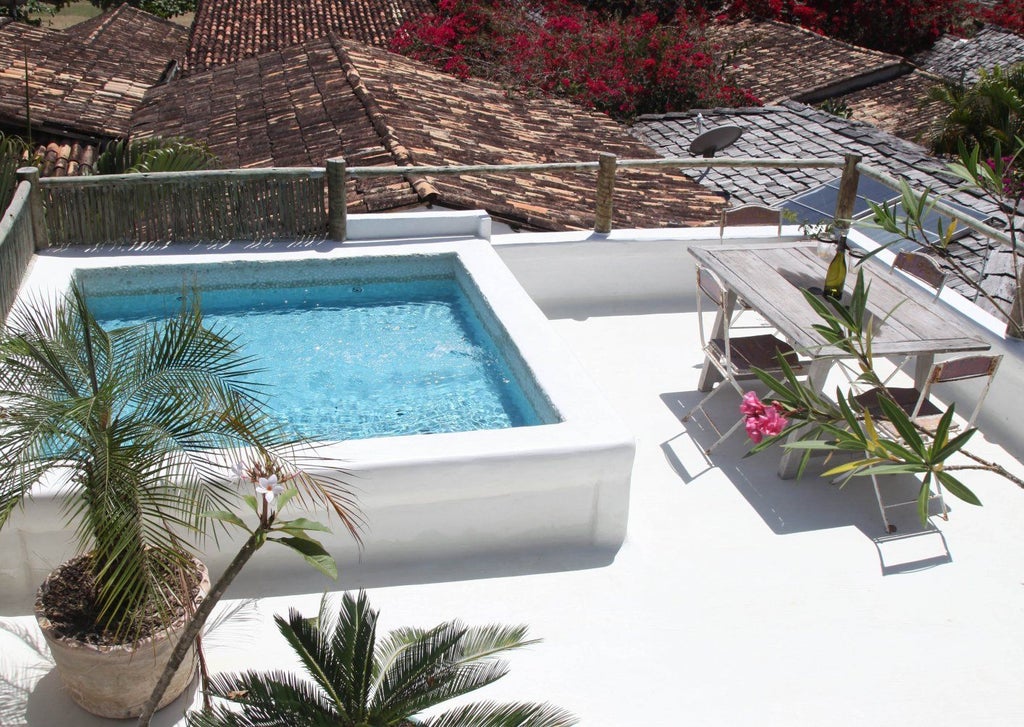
[708,20,910,104]
[0,9,186,138]
[630,101,1015,315]
[834,70,947,145]
[913,25,1024,83]
[131,35,724,231]
[184,0,433,72]
[30,135,99,177]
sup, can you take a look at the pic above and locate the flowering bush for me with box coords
[391,0,760,120]
[980,0,1024,35]
[717,0,975,56]
[986,155,1024,198]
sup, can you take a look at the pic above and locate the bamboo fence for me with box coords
[0,181,36,321]
[39,168,328,246]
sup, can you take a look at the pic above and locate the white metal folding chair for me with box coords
[684,266,804,454]
[891,250,947,301]
[856,251,951,388]
[853,354,1003,532]
[719,204,782,238]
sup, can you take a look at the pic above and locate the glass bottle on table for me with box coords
[823,234,848,300]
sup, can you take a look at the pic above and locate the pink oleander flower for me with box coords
[741,392,789,443]
[740,391,766,417]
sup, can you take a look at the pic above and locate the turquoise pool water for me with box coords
[86,272,550,440]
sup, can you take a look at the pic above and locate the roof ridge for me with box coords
[77,3,123,43]
[329,34,437,203]
[752,18,904,63]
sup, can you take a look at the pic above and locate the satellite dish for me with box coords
[689,124,743,182]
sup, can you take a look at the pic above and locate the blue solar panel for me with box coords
[782,175,901,227]
[782,175,990,254]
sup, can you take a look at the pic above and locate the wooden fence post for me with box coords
[326,157,347,241]
[16,166,48,250]
[833,153,862,232]
[594,153,617,234]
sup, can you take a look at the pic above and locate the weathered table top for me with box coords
[689,242,990,359]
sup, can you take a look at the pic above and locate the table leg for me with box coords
[697,290,737,393]
[777,357,833,479]
[913,353,935,389]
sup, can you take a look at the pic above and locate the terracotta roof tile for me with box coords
[0,9,186,138]
[708,20,910,103]
[185,0,433,72]
[132,35,723,230]
[834,70,947,145]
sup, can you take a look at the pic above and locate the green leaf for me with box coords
[917,475,933,526]
[275,487,299,511]
[932,426,978,462]
[876,396,925,453]
[269,536,338,579]
[936,471,983,506]
[243,493,259,512]
[201,509,248,529]
[274,517,332,535]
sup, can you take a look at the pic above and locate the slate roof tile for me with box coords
[913,25,1024,83]
[630,101,1009,315]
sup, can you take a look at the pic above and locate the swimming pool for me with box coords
[3,230,634,596]
[82,255,557,441]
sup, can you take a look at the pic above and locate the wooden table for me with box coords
[688,242,990,477]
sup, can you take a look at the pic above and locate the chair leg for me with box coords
[682,382,746,454]
[871,472,897,533]
[706,415,746,455]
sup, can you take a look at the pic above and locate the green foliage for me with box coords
[187,590,576,727]
[866,140,1024,337]
[88,0,195,19]
[1,0,63,23]
[747,271,984,524]
[0,285,356,638]
[926,64,1024,159]
[817,98,853,119]
[94,137,218,175]
[0,131,29,211]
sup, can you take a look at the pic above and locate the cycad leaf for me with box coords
[421,700,578,727]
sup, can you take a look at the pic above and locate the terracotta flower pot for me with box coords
[34,556,210,719]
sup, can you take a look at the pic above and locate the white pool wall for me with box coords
[0,231,635,611]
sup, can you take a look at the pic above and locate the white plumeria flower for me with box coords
[231,461,249,481]
[256,474,284,504]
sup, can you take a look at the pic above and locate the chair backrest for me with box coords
[915,354,1002,427]
[893,251,946,298]
[719,204,782,238]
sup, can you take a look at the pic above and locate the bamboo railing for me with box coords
[3,153,1018,335]
[0,180,37,321]
[40,168,328,246]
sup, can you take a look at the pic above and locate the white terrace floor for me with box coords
[2,254,1023,726]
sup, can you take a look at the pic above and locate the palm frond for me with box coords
[420,700,578,727]
[197,669,337,726]
[274,606,355,722]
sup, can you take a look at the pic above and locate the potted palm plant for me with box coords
[0,284,359,718]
